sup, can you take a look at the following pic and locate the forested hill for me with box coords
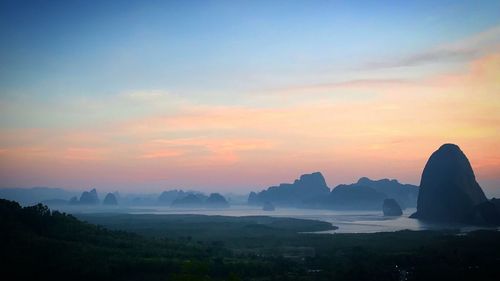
[0,199,231,281]
[2,199,500,281]
[0,199,336,281]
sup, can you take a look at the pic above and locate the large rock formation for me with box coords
[247,192,259,205]
[382,198,403,216]
[356,177,419,208]
[324,178,418,210]
[411,144,488,222]
[171,194,204,207]
[158,190,186,205]
[79,189,99,205]
[103,193,118,205]
[247,172,419,210]
[205,193,229,208]
[248,172,331,207]
[158,190,210,206]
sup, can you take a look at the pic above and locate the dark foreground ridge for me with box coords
[2,198,500,281]
[411,144,500,224]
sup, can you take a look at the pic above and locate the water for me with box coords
[120,205,498,233]
[54,204,499,233]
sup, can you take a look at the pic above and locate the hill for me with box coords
[249,173,418,210]
[2,199,500,281]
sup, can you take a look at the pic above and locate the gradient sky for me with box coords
[1,0,499,195]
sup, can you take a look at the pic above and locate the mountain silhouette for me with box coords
[411,144,494,223]
[205,193,229,208]
[171,193,204,207]
[383,198,403,216]
[103,193,118,205]
[79,188,99,205]
[158,190,186,205]
[248,172,330,207]
[355,177,418,208]
[248,172,418,210]
[325,178,418,210]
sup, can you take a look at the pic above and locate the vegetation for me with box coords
[1,199,500,281]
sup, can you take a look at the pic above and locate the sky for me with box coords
[0,0,499,195]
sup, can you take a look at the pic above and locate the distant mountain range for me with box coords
[0,186,231,209]
[0,187,80,206]
[0,175,418,210]
[329,177,419,209]
[248,172,330,207]
[171,193,229,208]
[158,190,207,205]
[1,143,498,226]
[248,173,418,210]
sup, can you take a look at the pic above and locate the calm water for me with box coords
[121,205,498,233]
[56,204,499,233]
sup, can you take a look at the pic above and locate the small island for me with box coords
[382,198,402,216]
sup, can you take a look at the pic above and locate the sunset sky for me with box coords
[1,1,499,195]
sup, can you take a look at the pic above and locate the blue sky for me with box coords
[1,0,499,99]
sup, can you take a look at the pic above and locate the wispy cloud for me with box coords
[267,78,416,96]
[366,25,500,68]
